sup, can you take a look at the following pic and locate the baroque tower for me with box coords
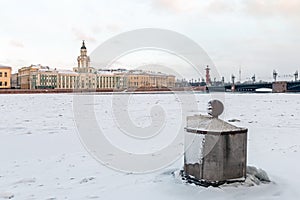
[77,40,90,72]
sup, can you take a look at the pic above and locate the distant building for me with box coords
[18,65,78,90]
[11,73,19,89]
[16,41,176,90]
[126,70,175,88]
[18,64,47,89]
[0,66,12,89]
[36,67,59,89]
[56,70,79,89]
[96,69,127,89]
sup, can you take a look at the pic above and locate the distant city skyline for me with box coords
[1,0,300,82]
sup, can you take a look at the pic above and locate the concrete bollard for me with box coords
[183,100,248,186]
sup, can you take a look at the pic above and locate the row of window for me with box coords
[0,72,8,77]
[78,81,118,88]
[41,75,57,78]
[55,78,118,84]
[41,80,56,84]
[0,81,8,86]
[41,77,57,80]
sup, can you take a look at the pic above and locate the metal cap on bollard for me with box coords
[208,100,224,118]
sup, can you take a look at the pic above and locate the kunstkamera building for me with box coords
[17,41,175,90]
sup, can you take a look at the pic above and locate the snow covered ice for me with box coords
[0,93,300,199]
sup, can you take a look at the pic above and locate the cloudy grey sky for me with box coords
[0,0,300,81]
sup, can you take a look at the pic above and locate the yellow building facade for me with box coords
[0,66,12,89]
[126,71,175,89]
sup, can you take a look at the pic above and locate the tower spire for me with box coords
[81,40,86,50]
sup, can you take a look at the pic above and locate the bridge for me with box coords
[287,81,300,92]
[203,80,300,93]
[224,82,272,92]
[210,81,300,93]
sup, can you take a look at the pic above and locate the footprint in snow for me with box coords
[87,195,100,199]
[14,178,36,185]
[79,177,95,184]
[45,197,56,200]
[0,192,14,199]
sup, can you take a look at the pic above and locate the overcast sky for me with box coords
[0,0,300,81]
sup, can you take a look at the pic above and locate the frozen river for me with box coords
[0,93,299,199]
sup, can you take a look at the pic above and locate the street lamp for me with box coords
[231,74,235,85]
[273,70,278,82]
[294,70,298,81]
[252,74,256,83]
